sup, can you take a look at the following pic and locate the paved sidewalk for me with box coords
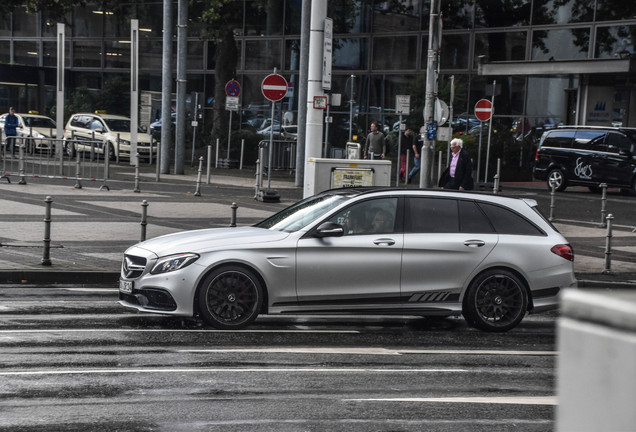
[0,169,635,288]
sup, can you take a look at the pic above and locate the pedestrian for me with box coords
[4,107,19,157]
[438,137,474,191]
[406,131,422,184]
[363,122,386,159]
[399,128,413,182]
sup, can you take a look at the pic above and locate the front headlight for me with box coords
[151,253,199,274]
[119,139,131,146]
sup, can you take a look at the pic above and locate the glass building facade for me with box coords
[1,0,635,178]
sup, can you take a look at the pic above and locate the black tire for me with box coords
[197,266,263,330]
[462,269,528,332]
[547,168,567,192]
[65,141,76,158]
[106,142,116,161]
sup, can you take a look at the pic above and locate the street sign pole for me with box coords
[474,97,494,183]
[260,71,288,200]
[484,80,496,182]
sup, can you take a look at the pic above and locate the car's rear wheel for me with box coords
[463,269,528,332]
[547,168,567,191]
[197,266,263,330]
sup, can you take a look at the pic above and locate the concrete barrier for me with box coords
[557,289,636,431]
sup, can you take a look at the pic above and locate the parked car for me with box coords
[63,112,155,160]
[119,187,576,332]
[0,111,57,153]
[533,126,636,193]
[149,112,176,141]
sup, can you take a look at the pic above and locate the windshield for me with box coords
[24,116,56,129]
[255,194,350,232]
[104,118,145,133]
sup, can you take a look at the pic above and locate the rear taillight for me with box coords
[551,244,574,261]
[535,148,540,161]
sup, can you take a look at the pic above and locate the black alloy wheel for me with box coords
[197,266,263,330]
[463,269,528,332]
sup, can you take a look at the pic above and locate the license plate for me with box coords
[120,279,133,294]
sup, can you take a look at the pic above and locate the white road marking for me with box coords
[180,348,556,356]
[0,367,469,376]
[0,328,359,334]
[346,396,557,406]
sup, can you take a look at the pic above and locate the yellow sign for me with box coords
[331,168,373,188]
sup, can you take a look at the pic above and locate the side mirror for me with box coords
[314,221,344,238]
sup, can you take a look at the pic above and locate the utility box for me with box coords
[556,289,636,431]
[346,142,361,159]
[304,158,392,197]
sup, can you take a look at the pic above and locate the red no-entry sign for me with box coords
[474,99,493,122]
[261,74,288,102]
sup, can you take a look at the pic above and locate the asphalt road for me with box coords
[0,284,558,432]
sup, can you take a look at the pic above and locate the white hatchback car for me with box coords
[119,188,577,332]
[0,111,57,153]
[63,112,155,160]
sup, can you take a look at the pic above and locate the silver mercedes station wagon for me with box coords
[119,188,576,332]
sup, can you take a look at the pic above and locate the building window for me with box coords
[139,39,164,71]
[244,0,284,36]
[73,7,104,37]
[187,41,204,70]
[596,0,636,22]
[334,37,369,70]
[372,0,422,33]
[532,0,593,25]
[244,39,282,70]
[440,33,470,69]
[440,0,473,30]
[12,7,38,37]
[474,31,526,66]
[373,35,417,70]
[104,40,130,68]
[14,41,39,66]
[595,25,635,59]
[474,0,530,28]
[531,28,590,60]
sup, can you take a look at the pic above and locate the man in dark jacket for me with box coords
[439,138,474,190]
[4,107,19,156]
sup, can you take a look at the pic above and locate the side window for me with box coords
[90,119,104,131]
[70,116,82,128]
[541,130,575,148]
[574,130,607,150]
[329,198,398,235]
[405,197,458,233]
[459,200,495,233]
[477,202,544,236]
[606,133,632,154]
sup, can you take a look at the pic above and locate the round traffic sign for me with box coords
[261,74,288,102]
[225,80,241,97]
[474,99,493,122]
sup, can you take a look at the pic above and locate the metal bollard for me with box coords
[74,151,82,189]
[133,153,141,193]
[599,183,608,228]
[602,213,614,275]
[549,181,556,221]
[140,200,149,242]
[18,142,27,185]
[230,202,238,227]
[194,156,203,197]
[492,158,501,194]
[42,196,53,266]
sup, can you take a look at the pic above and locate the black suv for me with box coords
[533,126,636,193]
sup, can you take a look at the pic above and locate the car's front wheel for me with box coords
[463,269,528,332]
[65,141,76,158]
[197,266,263,330]
[547,168,567,191]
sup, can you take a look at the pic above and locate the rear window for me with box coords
[477,202,545,236]
[541,130,575,148]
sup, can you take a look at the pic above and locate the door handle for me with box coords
[464,239,485,247]
[373,238,395,246]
